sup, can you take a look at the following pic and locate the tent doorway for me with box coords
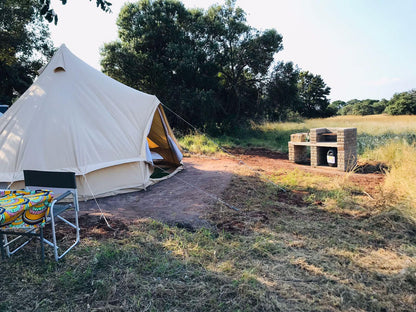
[147,105,183,179]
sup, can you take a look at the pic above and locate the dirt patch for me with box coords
[78,214,130,239]
[216,210,269,235]
[50,214,130,241]
[278,189,309,206]
[79,150,385,229]
[79,156,239,229]
[231,148,385,196]
[229,147,288,160]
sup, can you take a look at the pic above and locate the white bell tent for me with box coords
[0,44,183,199]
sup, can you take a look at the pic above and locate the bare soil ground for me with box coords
[79,149,384,231]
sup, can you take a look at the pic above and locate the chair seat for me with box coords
[1,170,80,262]
[52,203,72,216]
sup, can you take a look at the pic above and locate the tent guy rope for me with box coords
[153,164,239,212]
[161,103,287,193]
[82,174,114,230]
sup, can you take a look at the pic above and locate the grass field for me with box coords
[179,114,416,218]
[261,114,416,135]
[1,115,415,311]
[178,114,416,155]
[1,166,415,311]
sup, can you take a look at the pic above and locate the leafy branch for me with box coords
[39,0,112,25]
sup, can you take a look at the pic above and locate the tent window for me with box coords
[54,67,65,73]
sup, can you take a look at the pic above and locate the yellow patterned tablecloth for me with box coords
[0,190,53,229]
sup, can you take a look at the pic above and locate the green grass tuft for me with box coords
[178,133,222,155]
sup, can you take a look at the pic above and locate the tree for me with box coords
[351,99,378,115]
[0,0,54,106]
[338,99,388,116]
[101,0,283,131]
[373,99,388,114]
[336,98,390,116]
[265,61,300,121]
[327,100,346,115]
[39,0,112,24]
[204,0,282,122]
[102,0,218,130]
[297,71,331,118]
[385,90,416,115]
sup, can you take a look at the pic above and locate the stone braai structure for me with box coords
[288,128,357,171]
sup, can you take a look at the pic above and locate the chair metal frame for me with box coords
[0,170,80,262]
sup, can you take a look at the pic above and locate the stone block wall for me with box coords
[288,143,309,163]
[289,128,357,172]
[309,128,328,143]
[335,128,357,171]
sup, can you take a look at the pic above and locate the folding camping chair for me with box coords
[0,170,80,262]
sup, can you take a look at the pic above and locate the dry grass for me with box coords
[212,114,416,154]
[1,164,415,311]
[363,140,416,220]
[260,114,416,135]
[205,167,416,311]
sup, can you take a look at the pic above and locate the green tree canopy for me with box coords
[101,0,283,131]
[385,90,416,115]
[351,99,379,115]
[327,100,346,115]
[102,0,218,129]
[336,98,389,116]
[297,71,331,118]
[39,0,112,24]
[204,1,282,122]
[373,99,388,114]
[265,61,300,121]
[0,0,54,106]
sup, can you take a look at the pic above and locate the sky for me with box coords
[50,0,416,102]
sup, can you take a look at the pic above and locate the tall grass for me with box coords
[177,114,416,221]
[178,115,416,155]
[364,140,416,220]
[260,114,416,135]
[257,115,416,154]
[257,116,416,221]
[358,132,416,155]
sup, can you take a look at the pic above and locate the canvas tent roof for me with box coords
[0,44,182,199]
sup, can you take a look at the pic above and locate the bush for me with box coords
[385,90,416,115]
